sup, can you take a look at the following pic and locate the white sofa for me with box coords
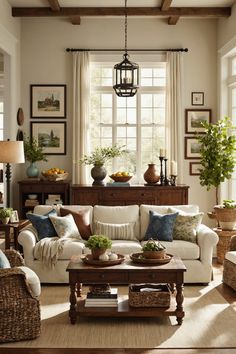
[18,204,218,284]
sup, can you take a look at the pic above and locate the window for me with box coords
[90,60,167,183]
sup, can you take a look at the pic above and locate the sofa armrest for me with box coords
[197,224,219,264]
[18,226,38,261]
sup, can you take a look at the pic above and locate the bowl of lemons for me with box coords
[109,171,132,183]
[41,168,69,182]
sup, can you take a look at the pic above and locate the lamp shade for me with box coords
[0,141,25,163]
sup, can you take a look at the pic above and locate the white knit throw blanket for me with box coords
[34,237,72,268]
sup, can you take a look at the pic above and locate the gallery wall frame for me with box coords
[191,92,204,106]
[185,109,212,134]
[30,121,67,155]
[189,162,202,176]
[30,84,66,118]
[184,137,202,159]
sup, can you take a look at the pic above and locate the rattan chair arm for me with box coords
[4,249,25,267]
[229,235,236,251]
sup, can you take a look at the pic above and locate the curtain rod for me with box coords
[66,48,188,52]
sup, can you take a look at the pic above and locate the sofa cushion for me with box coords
[225,251,236,264]
[168,207,204,243]
[93,221,136,240]
[144,211,178,241]
[141,239,200,260]
[27,210,57,240]
[60,207,92,240]
[140,204,200,240]
[49,214,82,240]
[93,205,140,240]
[18,265,41,297]
[0,250,11,268]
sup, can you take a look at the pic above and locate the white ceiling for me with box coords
[6,0,236,8]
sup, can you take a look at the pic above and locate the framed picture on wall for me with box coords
[30,121,67,155]
[189,162,202,176]
[185,109,211,134]
[10,210,19,223]
[185,137,202,159]
[191,92,204,106]
[30,84,66,118]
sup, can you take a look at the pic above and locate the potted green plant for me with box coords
[23,135,48,178]
[80,144,127,186]
[142,238,166,259]
[214,199,236,230]
[0,207,13,224]
[85,235,112,260]
[197,117,236,218]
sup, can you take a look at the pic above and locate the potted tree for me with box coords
[23,135,48,178]
[0,208,13,224]
[85,235,112,260]
[197,117,236,225]
[80,144,127,186]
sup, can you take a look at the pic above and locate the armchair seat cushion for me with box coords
[18,266,41,297]
[225,251,236,264]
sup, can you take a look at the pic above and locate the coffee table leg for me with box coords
[76,282,82,297]
[176,282,184,325]
[69,281,77,324]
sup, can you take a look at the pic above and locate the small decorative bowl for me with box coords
[28,194,38,200]
[41,172,69,182]
[109,175,132,183]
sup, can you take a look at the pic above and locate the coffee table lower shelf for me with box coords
[77,295,182,321]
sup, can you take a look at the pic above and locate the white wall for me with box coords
[19,17,219,223]
[217,2,236,50]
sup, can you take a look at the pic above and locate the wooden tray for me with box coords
[81,254,125,267]
[130,253,172,265]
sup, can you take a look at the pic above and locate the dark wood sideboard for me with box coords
[71,185,189,206]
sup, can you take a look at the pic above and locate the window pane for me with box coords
[0,102,3,112]
[101,108,112,124]
[0,114,3,129]
[127,108,136,124]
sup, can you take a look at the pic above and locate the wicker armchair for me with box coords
[223,235,236,291]
[0,250,41,343]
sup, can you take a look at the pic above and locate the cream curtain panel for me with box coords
[166,52,184,184]
[72,51,90,184]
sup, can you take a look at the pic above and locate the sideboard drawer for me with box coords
[77,271,128,283]
[102,190,153,201]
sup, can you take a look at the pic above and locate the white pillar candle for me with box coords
[171,161,178,176]
[159,149,166,157]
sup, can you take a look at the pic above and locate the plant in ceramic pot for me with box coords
[85,235,112,260]
[197,117,236,219]
[80,144,127,186]
[23,135,48,178]
[0,207,13,224]
[214,199,236,230]
[142,238,166,259]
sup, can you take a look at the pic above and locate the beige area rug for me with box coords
[2,284,236,349]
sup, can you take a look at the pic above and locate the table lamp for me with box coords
[0,140,25,207]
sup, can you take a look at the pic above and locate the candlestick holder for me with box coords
[159,156,165,185]
[164,158,169,185]
[170,175,177,186]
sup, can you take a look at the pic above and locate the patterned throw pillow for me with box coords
[144,211,179,242]
[49,214,82,240]
[93,221,136,240]
[60,207,92,240]
[0,249,11,269]
[27,210,57,240]
[168,207,204,243]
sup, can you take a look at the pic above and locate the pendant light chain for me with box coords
[125,0,127,55]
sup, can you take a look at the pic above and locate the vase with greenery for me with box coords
[214,199,236,230]
[197,117,236,207]
[80,144,127,186]
[85,235,112,260]
[0,207,13,224]
[24,135,48,178]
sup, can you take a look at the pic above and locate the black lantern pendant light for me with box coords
[113,0,139,97]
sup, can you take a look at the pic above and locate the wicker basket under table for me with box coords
[129,283,171,308]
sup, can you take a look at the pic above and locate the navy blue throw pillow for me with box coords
[144,210,179,242]
[27,210,57,240]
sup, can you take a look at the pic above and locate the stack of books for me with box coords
[45,194,63,205]
[84,287,118,307]
[25,199,39,207]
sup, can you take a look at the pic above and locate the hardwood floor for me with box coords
[1,259,236,354]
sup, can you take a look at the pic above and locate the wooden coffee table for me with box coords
[66,255,186,325]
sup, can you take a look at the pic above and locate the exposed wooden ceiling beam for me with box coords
[161,0,173,12]
[70,16,81,25]
[48,0,60,12]
[168,16,180,25]
[12,7,231,18]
